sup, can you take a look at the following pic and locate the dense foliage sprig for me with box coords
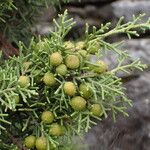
[0,0,74,45]
[0,10,148,150]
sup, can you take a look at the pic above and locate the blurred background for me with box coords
[34,0,150,150]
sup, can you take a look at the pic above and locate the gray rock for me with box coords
[124,71,150,106]
[83,39,150,150]
[112,0,150,22]
[96,0,150,23]
[122,38,150,65]
[37,1,150,37]
[84,70,150,150]
[63,0,150,38]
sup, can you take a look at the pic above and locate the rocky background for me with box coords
[36,0,150,150]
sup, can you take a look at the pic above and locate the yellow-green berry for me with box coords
[75,41,85,50]
[56,64,67,76]
[43,72,56,86]
[49,123,65,136]
[24,135,36,149]
[90,104,103,117]
[35,137,47,150]
[64,41,75,50]
[70,96,86,111]
[65,55,80,69]
[49,52,63,66]
[92,61,108,74]
[79,83,93,99]
[18,76,30,88]
[41,111,54,124]
[63,82,76,96]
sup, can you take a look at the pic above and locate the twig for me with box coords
[0,33,19,58]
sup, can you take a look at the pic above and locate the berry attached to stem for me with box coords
[41,111,54,124]
[65,55,80,69]
[89,60,108,74]
[24,135,36,149]
[63,82,76,96]
[18,75,30,88]
[70,96,86,111]
[75,41,85,50]
[43,72,56,86]
[56,64,67,76]
[64,41,75,50]
[49,52,63,66]
[49,123,65,136]
[90,104,103,117]
[35,137,47,150]
[94,61,108,74]
[79,83,93,99]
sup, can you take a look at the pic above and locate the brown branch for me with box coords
[0,33,19,58]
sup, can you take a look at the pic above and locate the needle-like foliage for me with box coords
[0,0,74,45]
[0,10,149,150]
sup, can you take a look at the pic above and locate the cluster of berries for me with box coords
[43,41,107,115]
[17,40,108,150]
[24,111,64,150]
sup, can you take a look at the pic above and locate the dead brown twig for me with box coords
[0,33,19,58]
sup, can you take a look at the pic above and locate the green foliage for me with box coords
[0,0,16,22]
[0,10,149,150]
[0,0,74,45]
